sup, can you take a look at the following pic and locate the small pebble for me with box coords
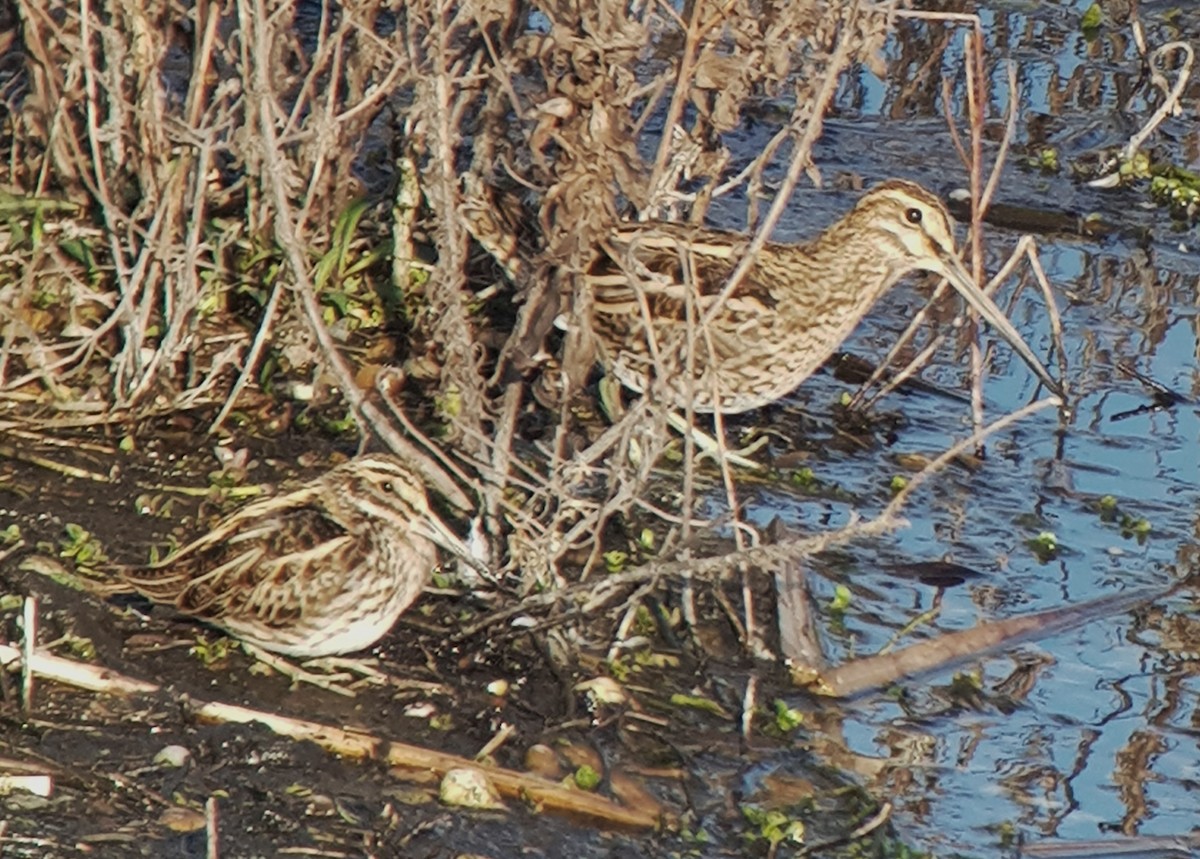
[153,745,191,768]
[440,768,504,810]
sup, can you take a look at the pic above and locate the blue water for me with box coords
[740,1,1200,853]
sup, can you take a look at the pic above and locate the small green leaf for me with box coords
[603,550,628,574]
[742,805,805,847]
[573,765,601,790]
[829,584,852,612]
[1027,530,1061,561]
[772,699,804,732]
[58,237,96,271]
[669,693,726,716]
[791,467,815,487]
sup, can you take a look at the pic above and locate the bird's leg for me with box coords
[666,412,769,470]
[604,372,768,468]
[241,643,360,697]
[301,655,391,686]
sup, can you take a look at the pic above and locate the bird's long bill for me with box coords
[940,255,1063,400]
[416,514,491,576]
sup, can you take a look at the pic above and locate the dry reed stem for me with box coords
[457,396,1061,641]
[454,0,895,602]
[7,0,422,418]
[234,0,473,512]
[0,640,661,829]
[1117,41,1193,165]
[823,583,1172,698]
[3,0,1074,668]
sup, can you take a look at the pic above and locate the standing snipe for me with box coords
[113,454,475,658]
[584,179,1062,413]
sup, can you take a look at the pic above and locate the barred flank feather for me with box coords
[468,179,1060,411]
[114,455,474,658]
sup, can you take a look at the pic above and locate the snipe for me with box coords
[585,179,1062,413]
[112,454,475,658]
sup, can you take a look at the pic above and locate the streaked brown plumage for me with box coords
[113,455,474,658]
[584,180,1061,413]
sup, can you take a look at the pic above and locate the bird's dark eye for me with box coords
[905,207,922,225]
[382,481,394,493]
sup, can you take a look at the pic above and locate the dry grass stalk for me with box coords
[459,0,895,599]
[7,0,430,406]
[1,0,1065,662]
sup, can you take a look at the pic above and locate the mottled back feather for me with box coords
[110,455,472,657]
[465,177,1057,411]
[584,180,974,413]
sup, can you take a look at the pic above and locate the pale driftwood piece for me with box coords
[820,584,1172,699]
[0,643,159,695]
[205,796,218,859]
[0,775,53,797]
[0,644,661,830]
[193,700,662,829]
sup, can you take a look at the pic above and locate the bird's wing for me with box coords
[594,225,779,311]
[118,492,354,628]
[591,224,781,361]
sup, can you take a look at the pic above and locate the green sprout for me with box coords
[829,584,853,612]
[573,765,601,791]
[1027,531,1060,561]
[772,699,804,733]
[603,550,628,574]
[742,805,805,849]
[59,523,108,568]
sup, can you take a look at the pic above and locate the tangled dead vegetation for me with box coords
[450,0,897,603]
[0,0,1020,641]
